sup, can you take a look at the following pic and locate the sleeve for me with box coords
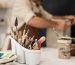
[13,0,36,23]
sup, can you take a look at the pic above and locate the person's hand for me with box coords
[65,15,74,20]
[51,15,75,31]
[55,19,71,31]
[64,15,75,24]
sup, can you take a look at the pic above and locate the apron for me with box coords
[42,0,75,16]
[42,0,75,44]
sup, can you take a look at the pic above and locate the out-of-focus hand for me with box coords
[55,19,71,31]
[64,15,75,25]
[65,15,74,19]
[51,15,75,31]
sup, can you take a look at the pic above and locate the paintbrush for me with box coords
[23,30,26,36]
[10,27,15,38]
[15,17,18,30]
[17,31,22,45]
[22,33,28,46]
[32,39,39,50]
[14,17,19,41]
[25,36,34,48]
[18,31,22,39]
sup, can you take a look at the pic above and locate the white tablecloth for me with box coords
[2,48,75,65]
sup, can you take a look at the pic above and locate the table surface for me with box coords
[1,48,75,65]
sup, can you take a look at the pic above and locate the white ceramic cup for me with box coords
[16,43,26,64]
[10,36,26,64]
[25,49,41,65]
[10,36,41,64]
[10,36,17,55]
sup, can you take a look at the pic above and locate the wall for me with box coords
[0,0,14,50]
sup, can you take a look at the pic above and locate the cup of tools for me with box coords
[9,36,41,65]
[9,17,45,64]
[57,36,72,59]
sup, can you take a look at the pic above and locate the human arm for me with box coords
[11,0,66,31]
[27,16,67,31]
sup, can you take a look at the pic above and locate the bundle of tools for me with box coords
[10,18,46,50]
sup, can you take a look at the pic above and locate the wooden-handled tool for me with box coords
[15,17,18,30]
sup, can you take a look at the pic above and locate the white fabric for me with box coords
[10,0,53,30]
[11,0,35,27]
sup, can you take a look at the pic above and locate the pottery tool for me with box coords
[38,36,46,48]
[14,17,19,41]
[14,17,18,31]
[22,33,28,46]
[25,36,34,49]
[10,27,15,38]
[32,39,39,50]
